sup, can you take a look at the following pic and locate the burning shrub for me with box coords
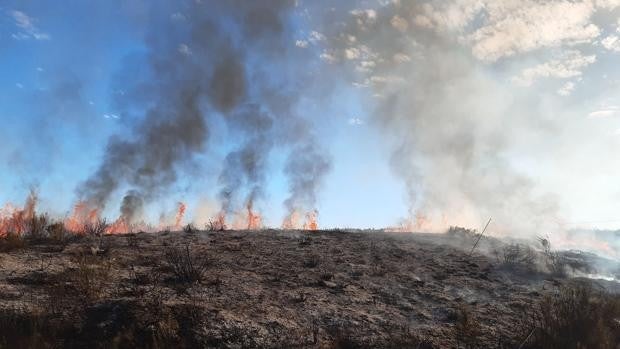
[164,244,209,284]
[82,218,108,237]
[518,283,620,349]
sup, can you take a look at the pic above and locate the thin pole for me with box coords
[469,218,491,256]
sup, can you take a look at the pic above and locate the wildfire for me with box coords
[64,202,99,234]
[283,209,319,230]
[303,210,318,230]
[175,202,186,229]
[0,190,38,237]
[246,202,261,230]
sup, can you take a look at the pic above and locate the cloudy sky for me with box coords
[1,0,620,235]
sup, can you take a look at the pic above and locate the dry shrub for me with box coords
[519,283,620,349]
[164,244,209,284]
[303,255,320,268]
[0,232,26,252]
[500,244,537,272]
[183,223,197,234]
[26,213,49,240]
[47,222,68,243]
[82,218,108,237]
[537,237,567,277]
[70,254,113,302]
[453,305,482,349]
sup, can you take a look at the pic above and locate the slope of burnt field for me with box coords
[0,229,618,348]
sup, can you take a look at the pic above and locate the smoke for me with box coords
[217,105,274,221]
[76,0,332,226]
[313,1,560,234]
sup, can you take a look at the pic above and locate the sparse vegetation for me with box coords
[500,243,537,272]
[164,244,209,283]
[0,229,618,348]
[515,282,620,349]
[182,223,197,234]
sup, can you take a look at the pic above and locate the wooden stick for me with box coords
[518,328,536,349]
[469,217,492,256]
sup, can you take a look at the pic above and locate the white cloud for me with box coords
[103,114,120,119]
[178,44,191,55]
[391,15,409,32]
[320,51,337,63]
[595,0,620,10]
[588,106,619,118]
[412,0,485,32]
[469,1,600,62]
[345,47,360,59]
[348,117,365,126]
[308,31,325,43]
[295,40,308,48]
[512,50,596,86]
[15,83,23,89]
[558,81,576,96]
[601,35,620,51]
[10,10,50,40]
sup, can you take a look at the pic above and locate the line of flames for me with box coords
[1,193,322,236]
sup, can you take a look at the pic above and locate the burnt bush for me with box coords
[500,244,537,272]
[0,232,26,252]
[518,283,620,349]
[164,244,209,284]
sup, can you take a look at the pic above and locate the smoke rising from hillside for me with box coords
[313,1,562,234]
[76,0,332,225]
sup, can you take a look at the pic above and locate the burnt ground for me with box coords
[0,229,618,348]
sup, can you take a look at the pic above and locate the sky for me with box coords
[1,0,620,236]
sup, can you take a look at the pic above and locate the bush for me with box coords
[0,232,26,252]
[500,244,537,272]
[518,283,620,349]
[453,305,482,349]
[70,254,113,303]
[82,218,108,237]
[183,223,197,234]
[164,244,209,284]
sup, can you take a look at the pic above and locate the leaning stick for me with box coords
[468,217,492,256]
[517,327,536,349]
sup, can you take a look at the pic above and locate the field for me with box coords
[0,228,619,348]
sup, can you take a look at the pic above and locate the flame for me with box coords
[246,201,261,230]
[175,202,186,229]
[303,210,318,230]
[0,190,38,237]
[106,218,129,234]
[64,202,99,234]
[283,209,319,230]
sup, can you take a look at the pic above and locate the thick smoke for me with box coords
[77,0,332,226]
[315,1,559,234]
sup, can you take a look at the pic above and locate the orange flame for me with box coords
[64,202,99,234]
[0,190,38,237]
[303,210,319,230]
[175,202,186,229]
[246,202,261,230]
[283,209,319,230]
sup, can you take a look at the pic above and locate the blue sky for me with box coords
[2,1,620,234]
[0,1,408,229]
